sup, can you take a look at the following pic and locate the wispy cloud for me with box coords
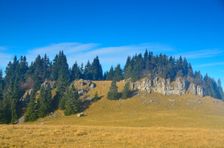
[26,42,98,65]
[1,42,224,72]
[175,49,224,59]
[26,42,175,69]
[196,62,224,68]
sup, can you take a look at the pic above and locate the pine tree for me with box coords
[107,80,120,100]
[71,62,82,81]
[52,51,70,107]
[28,55,51,92]
[121,82,131,99]
[124,56,132,79]
[194,71,203,85]
[0,101,5,123]
[217,79,224,99]
[84,61,92,80]
[113,64,123,81]
[0,70,3,100]
[10,99,18,123]
[59,96,66,110]
[63,87,81,116]
[3,57,24,123]
[0,98,11,123]
[18,56,28,82]
[52,51,69,83]
[106,66,114,80]
[91,56,103,80]
[38,85,52,118]
[25,93,38,121]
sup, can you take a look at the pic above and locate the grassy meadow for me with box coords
[1,81,224,147]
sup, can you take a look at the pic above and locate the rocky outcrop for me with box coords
[130,76,204,97]
[73,79,96,96]
[41,80,56,88]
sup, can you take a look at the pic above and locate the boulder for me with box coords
[77,112,85,117]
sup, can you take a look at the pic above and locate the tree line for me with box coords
[0,51,103,123]
[0,50,223,123]
[122,50,224,99]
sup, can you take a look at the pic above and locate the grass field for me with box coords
[1,81,224,147]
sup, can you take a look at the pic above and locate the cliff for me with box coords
[130,76,204,97]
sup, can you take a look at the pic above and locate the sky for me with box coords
[0,0,224,86]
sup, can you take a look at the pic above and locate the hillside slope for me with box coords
[33,81,224,128]
[2,81,224,147]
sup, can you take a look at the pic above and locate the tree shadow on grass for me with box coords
[80,95,103,112]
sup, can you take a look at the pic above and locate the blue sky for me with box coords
[0,0,224,86]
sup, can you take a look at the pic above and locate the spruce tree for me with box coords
[107,80,120,100]
[217,79,224,99]
[124,56,132,79]
[4,57,24,123]
[106,66,114,80]
[71,62,82,81]
[52,51,70,107]
[84,61,92,80]
[25,93,38,121]
[10,99,18,123]
[64,87,81,116]
[0,101,5,123]
[38,85,52,118]
[121,82,130,99]
[52,51,69,83]
[28,55,51,92]
[91,56,103,80]
[0,70,3,100]
[113,64,123,81]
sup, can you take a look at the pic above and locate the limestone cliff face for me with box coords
[130,77,204,97]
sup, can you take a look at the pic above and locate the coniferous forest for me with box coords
[0,50,223,123]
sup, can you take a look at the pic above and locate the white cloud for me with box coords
[26,42,98,65]
[175,49,224,59]
[1,42,223,73]
[196,62,224,68]
[25,42,175,69]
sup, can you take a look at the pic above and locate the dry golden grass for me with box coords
[1,125,224,147]
[1,80,224,147]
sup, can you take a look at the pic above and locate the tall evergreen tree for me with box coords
[121,82,131,99]
[106,66,114,80]
[25,93,38,121]
[113,64,123,81]
[217,79,224,99]
[0,101,5,123]
[52,51,70,105]
[52,51,69,83]
[91,56,103,80]
[38,84,52,118]
[28,55,51,92]
[3,57,24,123]
[71,62,82,81]
[107,80,120,100]
[84,61,92,80]
[63,87,81,115]
[124,56,132,79]
[0,70,3,100]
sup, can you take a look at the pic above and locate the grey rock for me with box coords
[130,76,204,97]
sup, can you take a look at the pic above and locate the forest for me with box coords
[0,50,223,123]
